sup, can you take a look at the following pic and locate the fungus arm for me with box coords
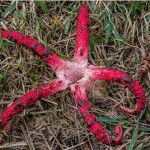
[1,31,66,71]
[0,79,68,129]
[71,84,123,145]
[73,4,90,64]
[89,66,146,114]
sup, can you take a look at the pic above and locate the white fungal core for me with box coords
[56,60,93,88]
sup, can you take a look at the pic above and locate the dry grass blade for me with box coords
[47,126,64,150]
[21,125,35,150]
[0,141,27,149]
[40,131,52,150]
[64,141,87,150]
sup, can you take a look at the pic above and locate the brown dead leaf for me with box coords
[139,50,150,76]
[52,15,64,29]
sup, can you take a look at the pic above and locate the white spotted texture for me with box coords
[55,60,93,90]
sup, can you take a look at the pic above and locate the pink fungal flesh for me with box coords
[74,4,90,64]
[0,4,146,145]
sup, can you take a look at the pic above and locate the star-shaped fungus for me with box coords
[0,4,146,145]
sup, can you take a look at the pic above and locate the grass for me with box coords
[0,1,150,150]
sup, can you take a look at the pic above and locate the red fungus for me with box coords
[0,4,146,145]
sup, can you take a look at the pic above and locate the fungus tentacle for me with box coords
[71,84,123,145]
[73,4,90,64]
[89,66,146,114]
[0,79,68,129]
[1,31,65,70]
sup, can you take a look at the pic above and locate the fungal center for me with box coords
[56,61,89,84]
[65,68,84,83]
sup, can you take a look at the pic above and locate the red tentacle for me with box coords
[71,84,123,145]
[89,66,146,114]
[1,31,66,70]
[0,79,68,129]
[73,4,90,64]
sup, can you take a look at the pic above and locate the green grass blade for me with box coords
[94,38,106,43]
[1,35,16,53]
[56,51,71,60]
[128,122,139,150]
[3,41,16,46]
[104,2,114,43]
[131,1,139,14]
[146,14,150,21]
[128,109,146,150]
[98,115,150,132]
[1,0,16,18]
[0,70,8,93]
[37,0,49,14]
[104,17,112,43]
[67,1,78,8]
[98,115,128,124]
[65,18,71,33]
[112,27,122,42]
[0,34,3,46]
[98,10,107,20]
[90,37,97,60]
[102,58,109,67]
[90,37,96,53]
